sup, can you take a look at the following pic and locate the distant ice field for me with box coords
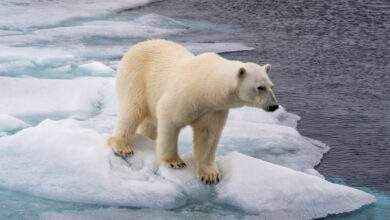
[0,0,252,79]
[0,0,376,219]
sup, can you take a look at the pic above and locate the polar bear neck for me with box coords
[176,53,244,110]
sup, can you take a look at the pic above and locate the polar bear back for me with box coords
[115,39,194,115]
[115,39,241,121]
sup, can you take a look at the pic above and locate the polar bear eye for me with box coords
[238,68,246,78]
[257,86,266,91]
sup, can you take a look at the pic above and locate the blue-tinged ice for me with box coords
[0,118,374,219]
[0,114,30,136]
[0,1,254,79]
[0,0,155,29]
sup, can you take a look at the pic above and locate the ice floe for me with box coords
[0,76,110,118]
[0,75,374,218]
[0,76,327,176]
[0,114,30,136]
[216,152,375,219]
[0,76,326,176]
[0,0,155,29]
[77,61,115,76]
[0,119,374,219]
[0,4,254,78]
[38,206,246,220]
[0,119,182,208]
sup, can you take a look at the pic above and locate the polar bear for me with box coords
[108,39,279,184]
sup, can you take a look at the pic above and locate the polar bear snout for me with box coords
[266,104,279,112]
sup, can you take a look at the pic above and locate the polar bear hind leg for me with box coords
[108,96,146,157]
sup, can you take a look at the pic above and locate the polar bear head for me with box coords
[235,63,279,112]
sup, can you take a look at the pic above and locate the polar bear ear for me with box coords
[264,64,271,75]
[237,67,246,78]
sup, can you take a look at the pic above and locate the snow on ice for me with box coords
[0,76,375,219]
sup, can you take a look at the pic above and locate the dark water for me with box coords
[136,0,390,192]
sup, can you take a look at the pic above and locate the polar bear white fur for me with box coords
[108,39,278,184]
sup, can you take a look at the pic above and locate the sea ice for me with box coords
[0,119,184,209]
[0,119,374,219]
[0,46,74,65]
[0,3,255,79]
[216,152,375,219]
[78,61,115,76]
[0,0,155,30]
[0,76,112,118]
[39,206,245,220]
[0,114,30,135]
[0,18,185,47]
[0,76,328,175]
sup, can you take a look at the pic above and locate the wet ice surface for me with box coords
[0,0,378,219]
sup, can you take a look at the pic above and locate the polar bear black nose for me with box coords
[267,105,279,112]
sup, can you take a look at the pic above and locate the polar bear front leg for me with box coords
[192,110,228,184]
[156,119,186,169]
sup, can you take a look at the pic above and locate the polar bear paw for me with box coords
[107,136,134,157]
[161,157,187,169]
[199,165,221,185]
